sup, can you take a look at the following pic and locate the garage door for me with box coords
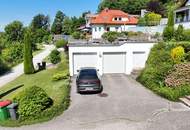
[103,52,126,73]
[133,52,146,69]
[73,53,97,75]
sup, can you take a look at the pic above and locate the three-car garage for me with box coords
[69,42,155,76]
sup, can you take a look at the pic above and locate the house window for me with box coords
[114,17,117,21]
[119,17,122,21]
[94,27,97,32]
[106,27,110,31]
[115,27,119,31]
[99,27,102,31]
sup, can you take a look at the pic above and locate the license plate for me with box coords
[86,88,93,91]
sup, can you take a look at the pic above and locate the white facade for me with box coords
[174,0,190,29]
[92,25,137,39]
[69,42,155,76]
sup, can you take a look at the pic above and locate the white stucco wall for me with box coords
[69,42,155,76]
[91,25,137,39]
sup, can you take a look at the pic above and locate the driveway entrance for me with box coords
[1,74,189,130]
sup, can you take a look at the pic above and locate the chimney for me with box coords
[105,8,109,12]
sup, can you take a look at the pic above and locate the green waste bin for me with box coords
[0,107,10,121]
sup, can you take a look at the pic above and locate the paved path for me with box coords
[1,74,190,130]
[0,45,55,88]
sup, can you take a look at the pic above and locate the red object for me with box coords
[0,100,12,108]
[90,9,138,25]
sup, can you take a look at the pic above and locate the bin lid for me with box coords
[0,100,12,108]
[7,103,18,108]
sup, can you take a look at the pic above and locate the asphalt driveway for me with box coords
[1,74,190,130]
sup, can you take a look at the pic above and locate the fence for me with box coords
[127,25,166,35]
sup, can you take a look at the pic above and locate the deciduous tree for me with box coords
[4,21,24,42]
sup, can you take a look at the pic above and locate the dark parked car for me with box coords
[76,68,103,93]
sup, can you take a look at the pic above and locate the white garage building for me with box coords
[69,42,155,76]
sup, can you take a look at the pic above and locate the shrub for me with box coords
[138,42,190,101]
[163,26,175,41]
[49,49,61,64]
[102,31,119,43]
[52,70,69,81]
[185,51,190,61]
[55,39,68,48]
[138,43,174,87]
[138,17,146,26]
[175,25,184,41]
[171,46,185,64]
[165,63,190,87]
[144,12,162,26]
[183,29,190,41]
[162,7,175,41]
[14,86,53,119]
[72,32,81,39]
[2,43,23,65]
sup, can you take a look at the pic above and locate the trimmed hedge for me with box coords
[52,70,69,81]
[55,39,68,48]
[14,86,53,120]
[49,49,61,64]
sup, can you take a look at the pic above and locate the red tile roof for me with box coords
[90,9,138,25]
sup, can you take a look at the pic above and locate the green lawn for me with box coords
[0,52,70,127]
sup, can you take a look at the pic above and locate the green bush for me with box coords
[144,12,162,26]
[52,70,69,81]
[185,51,190,61]
[55,39,68,48]
[171,46,185,64]
[72,32,81,39]
[14,86,53,119]
[102,31,119,43]
[49,49,61,64]
[137,17,146,26]
[162,7,175,41]
[163,26,175,41]
[175,25,184,41]
[183,29,190,41]
[138,42,190,101]
[2,43,23,65]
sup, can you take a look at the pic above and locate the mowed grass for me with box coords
[0,52,70,127]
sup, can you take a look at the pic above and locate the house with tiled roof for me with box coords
[90,8,139,39]
[175,0,190,28]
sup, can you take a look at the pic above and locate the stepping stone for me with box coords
[179,97,190,107]
[185,96,190,100]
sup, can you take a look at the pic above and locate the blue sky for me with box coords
[0,0,101,31]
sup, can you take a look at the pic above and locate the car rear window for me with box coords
[79,69,98,79]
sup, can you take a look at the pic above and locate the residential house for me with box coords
[175,0,190,28]
[90,9,138,39]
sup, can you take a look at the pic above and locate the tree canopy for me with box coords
[4,21,24,42]
[98,0,184,14]
[31,14,50,31]
[98,0,149,14]
[51,11,65,34]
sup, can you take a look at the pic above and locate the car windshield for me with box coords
[79,69,98,80]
